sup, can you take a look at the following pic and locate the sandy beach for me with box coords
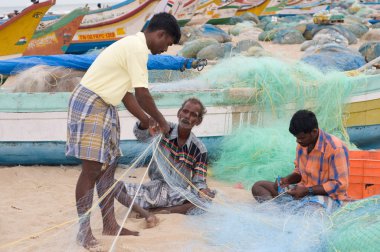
[0,165,252,252]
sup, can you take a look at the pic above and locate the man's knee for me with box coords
[81,160,103,180]
[251,180,268,196]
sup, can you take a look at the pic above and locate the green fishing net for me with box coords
[203,57,361,185]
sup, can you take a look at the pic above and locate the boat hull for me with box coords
[1,74,379,165]
[235,0,272,16]
[261,0,329,16]
[0,137,225,166]
[0,104,253,165]
[23,8,87,56]
[66,0,161,54]
[0,0,56,56]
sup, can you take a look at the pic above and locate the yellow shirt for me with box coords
[81,32,150,106]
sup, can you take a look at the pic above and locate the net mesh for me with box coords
[1,57,378,251]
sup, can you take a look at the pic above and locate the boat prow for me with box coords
[23,7,88,56]
[0,0,56,57]
[66,0,163,54]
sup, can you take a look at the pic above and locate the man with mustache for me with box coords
[115,98,215,214]
[251,110,350,210]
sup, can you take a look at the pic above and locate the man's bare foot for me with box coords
[102,226,139,236]
[145,214,159,229]
[77,231,99,249]
[136,209,171,219]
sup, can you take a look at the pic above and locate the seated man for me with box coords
[251,110,349,210]
[115,98,215,214]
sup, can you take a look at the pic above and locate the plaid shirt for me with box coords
[134,122,208,191]
[294,129,350,200]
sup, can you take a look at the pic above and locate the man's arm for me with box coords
[287,184,327,199]
[283,172,302,185]
[122,92,149,129]
[321,147,349,198]
[135,87,169,134]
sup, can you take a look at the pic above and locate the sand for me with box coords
[0,166,252,251]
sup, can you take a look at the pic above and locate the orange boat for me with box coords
[23,8,88,56]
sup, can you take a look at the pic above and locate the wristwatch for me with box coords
[308,187,314,196]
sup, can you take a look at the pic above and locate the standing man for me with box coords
[66,13,181,249]
[251,110,349,210]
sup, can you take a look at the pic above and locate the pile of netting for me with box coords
[0,66,84,93]
[204,56,362,186]
[327,195,380,251]
[186,195,380,251]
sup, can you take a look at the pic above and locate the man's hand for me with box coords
[287,185,308,199]
[147,118,159,136]
[135,87,169,135]
[274,177,290,192]
[199,188,215,199]
[158,120,170,136]
[139,117,150,130]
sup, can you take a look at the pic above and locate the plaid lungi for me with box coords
[66,84,121,169]
[124,180,187,209]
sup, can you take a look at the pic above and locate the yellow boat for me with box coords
[234,0,272,16]
[0,0,56,57]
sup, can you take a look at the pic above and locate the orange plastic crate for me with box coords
[348,150,380,199]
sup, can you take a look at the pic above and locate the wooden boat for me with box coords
[0,0,56,58]
[284,0,326,9]
[286,0,303,6]
[66,0,163,54]
[345,79,380,150]
[260,0,288,16]
[23,8,88,56]
[273,0,329,16]
[167,0,200,26]
[186,0,239,25]
[0,88,254,165]
[360,0,380,10]
[170,0,271,26]
[261,0,328,16]
[0,72,379,165]
[233,0,272,16]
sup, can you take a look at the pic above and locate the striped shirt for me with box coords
[134,122,208,191]
[294,129,350,201]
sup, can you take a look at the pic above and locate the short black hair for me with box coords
[289,110,319,136]
[180,98,207,122]
[145,12,181,44]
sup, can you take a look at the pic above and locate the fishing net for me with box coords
[188,198,331,251]
[0,134,213,251]
[212,125,296,188]
[327,195,380,251]
[1,65,84,93]
[5,131,376,252]
[202,56,360,185]
[185,195,380,251]
[1,57,377,251]
[148,69,201,83]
